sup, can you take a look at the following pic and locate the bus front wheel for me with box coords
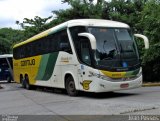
[66,76,78,96]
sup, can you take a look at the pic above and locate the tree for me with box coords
[139,0,160,82]
[0,28,24,54]
[103,0,145,32]
[47,0,105,27]
[0,37,11,54]
[20,16,52,39]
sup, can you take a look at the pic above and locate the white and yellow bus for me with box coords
[13,19,149,96]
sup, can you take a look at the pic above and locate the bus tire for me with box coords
[66,76,78,96]
[20,76,26,88]
[25,76,31,90]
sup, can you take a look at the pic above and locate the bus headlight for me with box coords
[89,68,142,82]
[89,71,110,80]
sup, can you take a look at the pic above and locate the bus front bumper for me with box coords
[88,75,142,93]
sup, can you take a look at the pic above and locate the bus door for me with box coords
[78,38,92,91]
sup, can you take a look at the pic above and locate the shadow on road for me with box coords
[32,86,139,99]
[80,92,138,99]
[0,82,140,99]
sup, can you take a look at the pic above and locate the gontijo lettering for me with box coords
[21,59,35,66]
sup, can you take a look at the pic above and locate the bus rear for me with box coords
[0,54,13,82]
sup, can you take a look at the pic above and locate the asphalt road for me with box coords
[0,82,160,120]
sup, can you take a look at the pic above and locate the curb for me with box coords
[142,83,160,87]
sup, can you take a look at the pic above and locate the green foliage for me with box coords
[104,0,144,32]
[0,28,24,54]
[48,0,105,27]
[138,0,160,82]
[0,36,11,54]
[19,16,52,39]
[140,0,160,44]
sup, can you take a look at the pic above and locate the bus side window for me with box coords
[59,30,72,54]
[20,46,25,58]
[50,34,59,52]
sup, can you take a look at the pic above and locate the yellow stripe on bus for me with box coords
[100,70,126,78]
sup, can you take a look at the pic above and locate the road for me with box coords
[0,82,160,120]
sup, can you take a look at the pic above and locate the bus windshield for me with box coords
[88,27,139,70]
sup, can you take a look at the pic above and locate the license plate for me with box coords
[120,83,129,88]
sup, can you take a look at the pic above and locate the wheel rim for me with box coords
[68,81,76,93]
[25,77,30,89]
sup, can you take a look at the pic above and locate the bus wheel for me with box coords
[20,76,26,88]
[66,76,78,96]
[25,76,31,90]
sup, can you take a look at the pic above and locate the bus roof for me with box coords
[13,19,130,48]
[0,54,13,58]
[67,19,129,28]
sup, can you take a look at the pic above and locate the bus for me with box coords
[13,19,149,96]
[0,54,13,83]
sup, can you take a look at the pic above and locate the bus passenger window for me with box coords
[59,30,72,54]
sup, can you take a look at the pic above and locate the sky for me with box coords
[0,0,70,29]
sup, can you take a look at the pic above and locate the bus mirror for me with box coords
[78,33,97,50]
[134,34,149,49]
